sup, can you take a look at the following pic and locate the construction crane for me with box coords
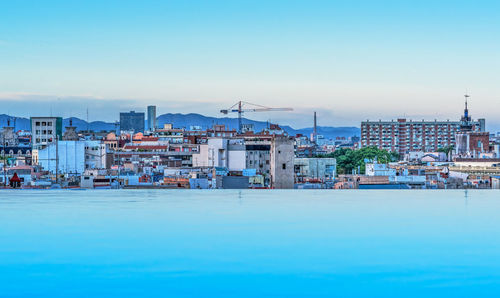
[220,101,293,133]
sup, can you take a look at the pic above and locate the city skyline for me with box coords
[1,0,499,129]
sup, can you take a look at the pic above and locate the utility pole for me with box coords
[55,136,59,185]
[2,132,6,188]
[2,119,10,188]
[238,101,242,134]
[118,155,121,188]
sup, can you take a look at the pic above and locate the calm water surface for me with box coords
[1,190,500,297]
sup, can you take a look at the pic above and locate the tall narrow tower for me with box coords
[147,106,157,132]
[312,111,317,143]
[460,94,473,132]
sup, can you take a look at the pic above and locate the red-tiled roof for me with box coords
[123,145,168,150]
[141,137,159,141]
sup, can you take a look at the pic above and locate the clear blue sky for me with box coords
[1,0,499,129]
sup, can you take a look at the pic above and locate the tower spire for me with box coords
[460,94,472,131]
[464,94,470,118]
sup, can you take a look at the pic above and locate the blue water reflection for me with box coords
[1,190,500,297]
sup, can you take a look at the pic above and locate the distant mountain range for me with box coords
[157,113,359,139]
[0,113,360,139]
[0,114,117,132]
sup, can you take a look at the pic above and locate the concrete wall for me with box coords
[270,136,294,189]
[228,150,246,171]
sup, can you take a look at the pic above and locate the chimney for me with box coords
[312,111,317,143]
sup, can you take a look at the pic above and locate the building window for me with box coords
[282,163,286,169]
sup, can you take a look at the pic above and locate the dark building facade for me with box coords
[147,105,157,132]
[120,111,145,133]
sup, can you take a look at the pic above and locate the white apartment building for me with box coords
[31,117,63,149]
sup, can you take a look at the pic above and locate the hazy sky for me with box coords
[1,0,499,130]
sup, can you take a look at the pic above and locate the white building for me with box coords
[85,141,107,169]
[192,138,246,171]
[365,162,397,176]
[33,140,107,174]
[30,117,62,149]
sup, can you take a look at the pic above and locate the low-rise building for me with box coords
[294,158,336,182]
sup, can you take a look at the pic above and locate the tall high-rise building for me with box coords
[147,106,157,132]
[120,111,145,133]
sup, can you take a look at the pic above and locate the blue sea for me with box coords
[1,190,500,297]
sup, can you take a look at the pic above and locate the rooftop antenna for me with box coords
[86,107,89,132]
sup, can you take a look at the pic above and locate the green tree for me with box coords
[316,146,399,175]
[437,145,454,155]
